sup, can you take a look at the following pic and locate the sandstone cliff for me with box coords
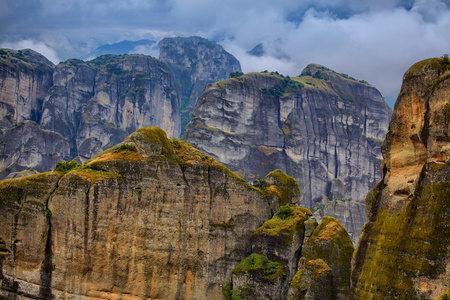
[159,36,241,133]
[184,66,392,243]
[351,57,450,299]
[0,126,273,299]
[0,50,71,179]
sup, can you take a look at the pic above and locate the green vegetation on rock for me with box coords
[262,76,304,98]
[255,204,310,237]
[232,253,285,280]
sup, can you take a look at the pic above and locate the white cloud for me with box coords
[0,40,60,64]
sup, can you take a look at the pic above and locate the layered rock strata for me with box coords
[0,49,54,127]
[184,66,392,243]
[351,57,450,299]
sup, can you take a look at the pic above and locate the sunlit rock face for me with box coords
[0,126,273,300]
[159,36,241,134]
[350,58,450,300]
[183,66,392,244]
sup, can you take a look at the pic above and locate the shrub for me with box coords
[113,144,137,153]
[222,281,233,300]
[252,177,269,190]
[438,289,450,300]
[54,159,79,173]
[229,72,244,78]
[275,204,294,220]
[441,54,450,70]
[262,77,303,98]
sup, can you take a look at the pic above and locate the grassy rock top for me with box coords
[254,204,311,237]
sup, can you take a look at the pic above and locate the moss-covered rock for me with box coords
[264,169,301,211]
[231,253,286,300]
[351,56,450,299]
[0,126,273,299]
[289,216,354,300]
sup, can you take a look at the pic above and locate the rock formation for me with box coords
[41,55,181,160]
[0,126,273,299]
[0,126,356,300]
[159,36,241,133]
[183,66,392,243]
[350,57,450,299]
[0,49,54,127]
[0,50,181,178]
[0,50,70,178]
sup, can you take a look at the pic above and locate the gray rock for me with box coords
[184,66,392,244]
[159,36,241,134]
[0,120,69,179]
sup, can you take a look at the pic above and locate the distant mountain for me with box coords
[248,43,264,57]
[86,39,156,59]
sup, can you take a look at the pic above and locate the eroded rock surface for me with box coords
[351,58,450,299]
[184,66,392,243]
[0,49,54,127]
[0,126,273,299]
[159,36,241,133]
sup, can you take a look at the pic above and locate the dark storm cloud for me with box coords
[1,0,450,106]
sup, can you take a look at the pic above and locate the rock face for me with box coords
[0,121,69,179]
[0,50,181,178]
[0,126,274,299]
[226,206,354,300]
[0,49,54,127]
[41,55,181,160]
[287,216,354,300]
[159,36,241,133]
[351,58,450,299]
[184,66,392,243]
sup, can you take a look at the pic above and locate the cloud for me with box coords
[0,40,60,64]
[1,0,450,106]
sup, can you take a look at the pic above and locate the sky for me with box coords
[1,0,450,107]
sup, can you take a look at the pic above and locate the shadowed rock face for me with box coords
[159,36,241,134]
[351,58,450,299]
[0,51,181,178]
[183,66,392,243]
[0,49,54,128]
[0,126,273,300]
[41,55,181,161]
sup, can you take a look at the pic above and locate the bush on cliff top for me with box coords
[54,159,79,174]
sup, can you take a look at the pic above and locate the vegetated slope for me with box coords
[350,57,450,299]
[183,65,392,243]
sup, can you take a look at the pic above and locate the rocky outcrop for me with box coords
[159,36,241,133]
[184,66,392,243]
[0,126,274,299]
[41,55,181,160]
[0,120,69,180]
[0,50,181,178]
[0,49,54,127]
[226,207,353,300]
[351,58,450,299]
[288,216,354,300]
